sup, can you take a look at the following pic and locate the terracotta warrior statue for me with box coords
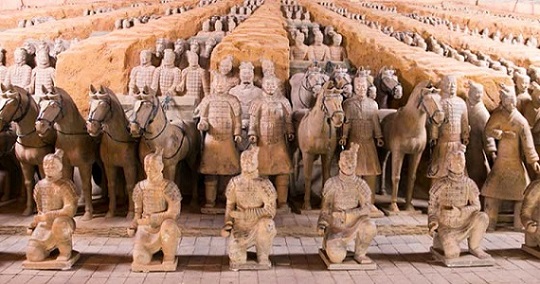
[523,82,540,158]
[230,61,263,151]
[30,50,55,96]
[26,149,78,265]
[515,71,531,113]
[129,50,155,96]
[221,146,277,270]
[428,75,469,181]
[178,50,209,106]
[328,32,346,61]
[466,81,495,189]
[0,51,7,84]
[340,74,383,213]
[128,150,181,271]
[482,84,540,231]
[290,31,309,61]
[308,31,331,62]
[317,144,377,264]
[522,179,540,254]
[428,147,491,260]
[259,59,285,97]
[152,38,169,67]
[248,76,294,209]
[4,47,32,91]
[197,76,242,209]
[210,55,239,95]
[151,49,181,97]
[174,39,188,69]
[196,19,212,37]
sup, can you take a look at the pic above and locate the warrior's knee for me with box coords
[259,219,276,236]
[473,212,489,227]
[26,241,47,262]
[160,219,180,239]
[326,241,347,264]
[362,220,377,239]
[133,246,152,265]
[52,217,73,238]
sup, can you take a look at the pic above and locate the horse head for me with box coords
[35,86,63,136]
[379,67,403,100]
[86,84,112,137]
[418,82,444,127]
[0,84,27,129]
[303,64,329,97]
[129,85,159,138]
[318,82,344,127]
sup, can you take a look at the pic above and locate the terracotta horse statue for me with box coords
[35,86,99,220]
[380,80,445,213]
[296,81,345,210]
[128,86,200,204]
[290,65,330,113]
[373,66,403,108]
[86,85,139,218]
[0,84,55,215]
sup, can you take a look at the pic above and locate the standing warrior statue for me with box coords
[428,147,492,263]
[128,150,181,271]
[317,144,377,265]
[482,84,540,231]
[221,146,277,271]
[290,31,309,61]
[210,55,239,95]
[230,61,263,151]
[128,50,155,96]
[151,49,181,97]
[428,75,469,180]
[515,71,531,113]
[30,50,55,96]
[249,76,294,209]
[308,32,331,62]
[178,50,209,106]
[197,76,242,209]
[25,149,79,268]
[4,48,32,91]
[340,74,383,213]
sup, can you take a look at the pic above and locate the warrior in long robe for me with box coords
[128,50,155,96]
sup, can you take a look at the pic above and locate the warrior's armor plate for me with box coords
[5,64,31,89]
[129,65,155,94]
[33,67,55,96]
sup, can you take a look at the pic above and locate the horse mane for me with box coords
[100,86,124,114]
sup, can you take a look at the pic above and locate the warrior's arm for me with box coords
[283,100,295,135]
[372,109,383,139]
[201,69,210,97]
[347,183,371,217]
[520,126,540,164]
[47,182,78,220]
[3,68,11,86]
[307,47,315,61]
[233,100,242,136]
[461,107,470,142]
[248,101,261,137]
[323,46,331,61]
[318,180,334,228]
[177,70,187,94]
[461,180,481,217]
[132,184,143,225]
[150,69,160,93]
[33,184,43,215]
[224,179,237,225]
[22,68,32,89]
[169,69,181,94]
[244,181,277,219]
[155,183,182,223]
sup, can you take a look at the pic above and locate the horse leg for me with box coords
[20,162,36,216]
[124,165,137,219]
[389,152,405,212]
[405,152,422,211]
[104,165,117,218]
[79,163,94,221]
[302,153,315,211]
[321,154,331,187]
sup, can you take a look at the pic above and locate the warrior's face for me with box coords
[262,78,277,95]
[43,158,63,180]
[219,60,232,75]
[448,151,466,175]
[442,76,457,97]
[501,94,517,111]
[354,79,368,98]
[338,154,356,176]
[140,51,151,66]
[145,158,164,183]
[239,69,254,84]
[14,49,26,65]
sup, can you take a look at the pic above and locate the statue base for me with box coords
[200,204,226,215]
[522,244,540,258]
[430,247,495,267]
[23,250,80,270]
[131,256,178,272]
[381,207,422,216]
[229,260,272,271]
[319,249,377,270]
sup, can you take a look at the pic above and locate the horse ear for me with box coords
[0,83,5,93]
[133,85,140,95]
[90,84,97,94]
[41,85,48,95]
[99,85,106,94]
[142,86,150,95]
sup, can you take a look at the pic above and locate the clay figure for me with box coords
[221,146,277,271]
[129,50,156,96]
[178,51,209,106]
[290,31,309,61]
[4,48,32,91]
[482,84,540,231]
[328,32,346,61]
[0,51,7,83]
[210,55,239,95]
[515,71,531,113]
[128,150,181,271]
[30,50,55,96]
[151,49,181,97]
[174,39,188,69]
[317,144,377,264]
[308,32,331,62]
[521,180,540,255]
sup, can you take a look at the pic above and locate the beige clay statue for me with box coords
[482,84,540,231]
[24,149,79,270]
[128,150,181,272]
[178,50,209,106]
[128,50,156,96]
[210,55,239,95]
[328,32,346,61]
[521,179,540,258]
[428,75,469,180]
[221,146,277,271]
[428,147,493,266]
[151,49,181,97]
[197,76,242,210]
[308,31,331,62]
[290,31,309,61]
[515,71,531,113]
[30,50,55,96]
[317,144,377,268]
[248,75,294,210]
[4,48,32,91]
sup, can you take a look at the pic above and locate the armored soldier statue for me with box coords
[30,50,55,96]
[221,146,277,270]
[128,150,181,271]
[466,81,494,189]
[129,50,155,96]
[230,61,263,151]
[317,144,377,265]
[197,76,242,209]
[152,38,169,67]
[521,180,540,255]
[178,50,209,106]
[340,74,383,213]
[4,47,32,91]
[151,49,181,97]
[290,31,309,61]
[308,31,331,62]
[482,84,540,231]
[210,55,239,95]
[515,71,531,113]
[428,147,491,261]
[249,75,294,209]
[26,149,78,266]
[428,75,470,180]
[328,32,346,61]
